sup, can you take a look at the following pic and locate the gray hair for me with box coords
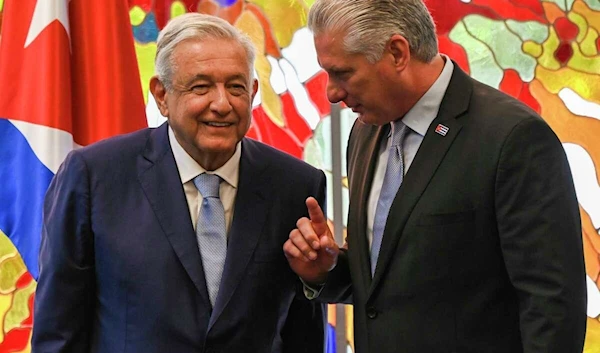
[155,13,256,90]
[308,0,438,63]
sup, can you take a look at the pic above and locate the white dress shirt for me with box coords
[168,127,240,235]
[366,56,454,248]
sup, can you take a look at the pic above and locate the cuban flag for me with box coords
[0,0,147,284]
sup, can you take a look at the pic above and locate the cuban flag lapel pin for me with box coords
[435,124,449,136]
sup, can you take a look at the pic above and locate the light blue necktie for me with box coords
[371,121,408,276]
[193,173,227,306]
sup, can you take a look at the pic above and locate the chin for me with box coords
[357,114,378,126]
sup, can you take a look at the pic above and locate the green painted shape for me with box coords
[583,0,600,10]
[506,19,549,44]
[449,20,504,88]
[462,15,537,82]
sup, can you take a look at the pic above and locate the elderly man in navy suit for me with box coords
[33,13,326,353]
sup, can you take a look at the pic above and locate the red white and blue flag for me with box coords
[0,0,147,280]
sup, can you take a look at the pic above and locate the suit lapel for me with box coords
[208,138,269,330]
[138,123,211,306]
[348,122,389,289]
[369,64,473,293]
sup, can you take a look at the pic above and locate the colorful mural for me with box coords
[0,0,599,352]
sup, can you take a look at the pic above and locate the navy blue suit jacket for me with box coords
[32,123,327,353]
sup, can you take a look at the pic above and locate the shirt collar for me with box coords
[168,126,240,188]
[401,55,454,136]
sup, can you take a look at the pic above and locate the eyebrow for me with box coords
[183,73,249,86]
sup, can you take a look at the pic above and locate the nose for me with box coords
[326,79,346,104]
[210,86,233,116]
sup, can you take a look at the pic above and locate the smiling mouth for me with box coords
[205,122,233,127]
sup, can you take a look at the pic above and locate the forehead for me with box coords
[314,31,369,73]
[314,31,347,67]
[171,37,250,79]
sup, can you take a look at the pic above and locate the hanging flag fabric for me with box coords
[0,0,147,280]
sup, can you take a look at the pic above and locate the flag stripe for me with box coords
[0,118,53,278]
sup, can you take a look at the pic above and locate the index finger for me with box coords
[306,197,328,237]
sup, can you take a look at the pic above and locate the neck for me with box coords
[397,55,445,117]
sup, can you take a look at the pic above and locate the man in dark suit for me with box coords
[32,13,326,353]
[284,0,587,352]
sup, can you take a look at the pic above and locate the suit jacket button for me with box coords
[367,307,377,319]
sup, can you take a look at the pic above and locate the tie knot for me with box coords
[390,121,408,147]
[193,173,221,198]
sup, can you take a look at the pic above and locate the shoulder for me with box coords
[76,128,153,159]
[60,127,156,179]
[469,79,540,126]
[242,138,324,180]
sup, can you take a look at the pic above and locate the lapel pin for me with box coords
[435,124,449,136]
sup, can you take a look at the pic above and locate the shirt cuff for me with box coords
[300,278,325,300]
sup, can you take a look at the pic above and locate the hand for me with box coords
[283,197,339,285]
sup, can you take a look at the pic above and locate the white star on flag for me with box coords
[25,0,70,48]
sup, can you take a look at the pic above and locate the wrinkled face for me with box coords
[153,37,258,170]
[314,31,399,126]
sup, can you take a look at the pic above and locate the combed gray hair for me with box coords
[308,0,438,63]
[155,13,256,90]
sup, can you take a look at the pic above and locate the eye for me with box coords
[191,84,210,94]
[228,84,248,96]
[330,70,351,82]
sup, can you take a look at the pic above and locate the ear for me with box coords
[149,76,169,117]
[250,78,259,101]
[387,34,410,71]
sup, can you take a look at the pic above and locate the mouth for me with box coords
[204,122,233,127]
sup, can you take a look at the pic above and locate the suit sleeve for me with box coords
[316,121,360,304]
[282,170,328,353]
[495,117,586,352]
[31,150,95,352]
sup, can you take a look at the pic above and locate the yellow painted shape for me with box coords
[0,0,4,11]
[580,27,599,56]
[568,42,600,74]
[248,0,309,48]
[535,66,600,102]
[0,231,27,295]
[3,280,35,333]
[529,78,600,168]
[133,42,157,104]
[171,1,187,19]
[346,305,355,352]
[572,0,600,33]
[585,318,600,353]
[129,6,146,26]
[523,40,543,58]
[568,11,588,42]
[236,10,285,127]
[0,292,13,339]
[327,304,336,326]
[0,256,26,294]
[538,27,561,70]
[542,1,566,24]
[535,65,600,104]
[300,0,315,8]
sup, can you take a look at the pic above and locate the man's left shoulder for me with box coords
[242,138,322,175]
